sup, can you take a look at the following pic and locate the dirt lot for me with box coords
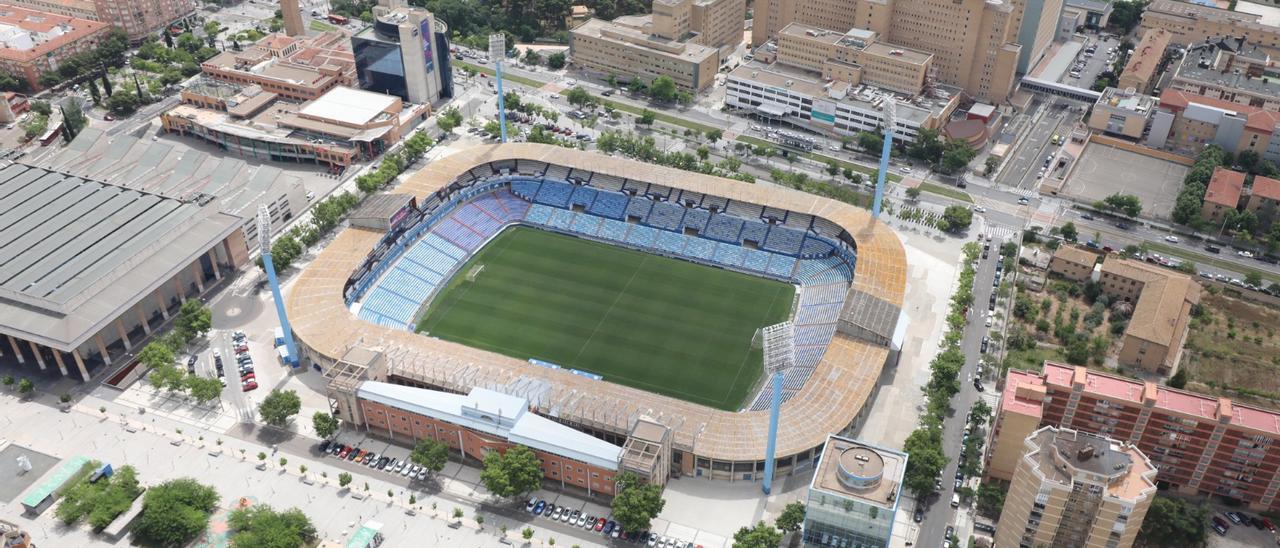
[1002,276,1121,373]
[1061,144,1189,220]
[1183,291,1280,406]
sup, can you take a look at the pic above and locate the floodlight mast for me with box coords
[258,205,299,368]
[490,34,509,143]
[873,98,896,219]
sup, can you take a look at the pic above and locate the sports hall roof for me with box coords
[0,163,241,350]
[288,143,907,462]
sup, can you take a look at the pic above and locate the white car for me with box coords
[899,166,912,173]
[1164,235,1179,243]
[972,206,987,213]
[1238,250,1255,258]
[829,145,840,151]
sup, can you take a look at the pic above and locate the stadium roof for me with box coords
[288,143,907,463]
[0,163,241,350]
[357,381,623,470]
[299,87,397,126]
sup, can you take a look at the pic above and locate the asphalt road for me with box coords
[998,99,1074,190]
[917,237,1002,548]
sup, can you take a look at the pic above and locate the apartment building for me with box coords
[651,0,745,53]
[750,0,1037,103]
[1147,89,1280,162]
[1245,175,1280,228]
[725,61,959,142]
[1169,36,1280,112]
[1086,87,1155,139]
[775,24,932,96]
[802,435,906,548]
[995,426,1157,548]
[1117,28,1170,95]
[1139,0,1280,51]
[356,381,625,496]
[0,6,109,90]
[0,0,97,20]
[1202,166,1245,225]
[91,0,194,42]
[992,362,1280,512]
[1098,259,1199,374]
[570,17,719,92]
[1047,245,1100,281]
[201,33,356,102]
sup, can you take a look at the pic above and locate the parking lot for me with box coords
[1209,509,1280,547]
[1059,144,1189,220]
[1060,35,1121,90]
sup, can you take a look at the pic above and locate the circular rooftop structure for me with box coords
[836,446,885,490]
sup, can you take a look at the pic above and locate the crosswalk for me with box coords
[982,223,1019,243]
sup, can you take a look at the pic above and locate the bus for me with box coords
[327,14,348,25]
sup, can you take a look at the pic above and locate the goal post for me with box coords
[466,264,485,282]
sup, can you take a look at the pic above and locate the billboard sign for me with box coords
[420,19,434,74]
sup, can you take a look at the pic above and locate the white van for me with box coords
[951,493,961,508]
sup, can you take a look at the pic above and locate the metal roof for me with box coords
[0,163,241,350]
[298,87,396,126]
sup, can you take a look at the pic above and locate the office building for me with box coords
[1148,88,1280,161]
[1139,0,1280,51]
[570,17,719,92]
[1202,166,1245,224]
[1086,87,1155,139]
[161,83,429,168]
[749,0,1031,103]
[990,362,1280,512]
[352,4,450,104]
[1117,28,1170,95]
[802,435,906,548]
[90,0,193,43]
[1016,0,1065,74]
[652,0,745,54]
[201,32,357,101]
[773,24,932,96]
[1061,0,1113,30]
[995,426,1157,548]
[1168,36,1280,113]
[0,5,109,90]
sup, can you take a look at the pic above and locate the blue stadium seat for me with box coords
[681,209,709,233]
[794,346,827,369]
[742,249,771,272]
[647,202,684,231]
[684,238,716,261]
[525,204,554,225]
[510,180,540,200]
[627,225,659,247]
[803,282,849,304]
[598,219,629,241]
[762,226,804,255]
[571,213,601,235]
[766,254,796,277]
[794,324,832,347]
[588,192,628,219]
[794,302,842,325]
[570,186,598,207]
[534,181,572,207]
[800,237,834,258]
[549,208,575,230]
[713,243,745,267]
[655,231,686,254]
[625,197,652,220]
[739,222,768,244]
[704,215,743,242]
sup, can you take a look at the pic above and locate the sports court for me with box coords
[1060,144,1190,220]
[417,227,796,411]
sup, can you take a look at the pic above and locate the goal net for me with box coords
[466,264,485,282]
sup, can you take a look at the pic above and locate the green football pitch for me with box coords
[416,226,795,410]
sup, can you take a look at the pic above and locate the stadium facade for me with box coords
[290,144,906,483]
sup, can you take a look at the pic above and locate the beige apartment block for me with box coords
[1117,28,1171,95]
[750,0,1024,102]
[1139,0,1280,51]
[775,24,931,95]
[91,0,194,42]
[0,0,98,20]
[1087,87,1156,139]
[995,426,1157,548]
[570,17,720,91]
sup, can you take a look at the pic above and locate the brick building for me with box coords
[0,6,110,90]
[1047,245,1100,282]
[988,362,1280,512]
[354,381,625,496]
[1202,167,1245,225]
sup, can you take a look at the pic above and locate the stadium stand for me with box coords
[518,160,548,176]
[646,184,673,200]
[535,181,572,207]
[762,206,789,222]
[571,212,601,235]
[570,186,598,208]
[681,209,709,233]
[812,217,843,236]
[726,200,763,219]
[543,164,571,181]
[626,224,659,247]
[713,243,746,267]
[647,202,684,231]
[684,237,716,261]
[591,173,624,191]
[799,237,833,258]
[598,218,630,241]
[548,208,575,230]
[674,190,704,207]
[763,226,804,255]
[702,195,728,212]
[704,215,743,242]
[655,231,687,254]
[622,179,647,195]
[739,221,769,244]
[625,197,653,220]
[784,212,814,230]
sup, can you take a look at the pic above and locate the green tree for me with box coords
[0,69,23,92]
[774,501,805,533]
[857,131,883,152]
[312,412,340,439]
[941,205,974,232]
[706,128,723,142]
[338,472,353,488]
[1245,270,1264,287]
[976,484,1005,517]
[1109,0,1149,34]
[648,75,677,102]
[138,342,175,370]
[1097,193,1142,218]
[983,156,999,176]
[30,100,51,116]
[16,378,34,395]
[1060,221,1079,242]
[939,140,976,175]
[1137,495,1207,547]
[133,478,220,547]
[906,187,922,201]
[902,428,947,497]
[62,99,88,137]
[1167,367,1188,389]
[227,504,316,548]
[104,89,140,117]
[522,48,541,65]
[437,107,463,133]
[149,365,186,393]
[257,390,302,427]
[409,438,449,474]
[610,472,666,533]
[733,521,783,548]
[638,109,656,125]
[566,86,593,107]
[176,300,212,340]
[546,52,566,69]
[185,376,222,404]
[479,445,543,499]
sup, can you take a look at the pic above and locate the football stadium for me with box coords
[288,144,906,481]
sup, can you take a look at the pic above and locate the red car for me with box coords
[1264,518,1276,532]
[594,518,606,532]
[241,373,255,382]
[241,380,258,391]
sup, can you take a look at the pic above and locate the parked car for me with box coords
[543,504,556,518]
[337,446,351,458]
[602,520,615,535]
[595,518,607,531]
[1226,512,1243,524]
[913,507,924,522]
[551,506,563,520]
[583,515,595,529]
[532,501,546,514]
[242,380,258,391]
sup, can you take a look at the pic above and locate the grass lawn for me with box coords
[1182,291,1280,406]
[918,182,973,204]
[308,19,336,31]
[417,227,795,410]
